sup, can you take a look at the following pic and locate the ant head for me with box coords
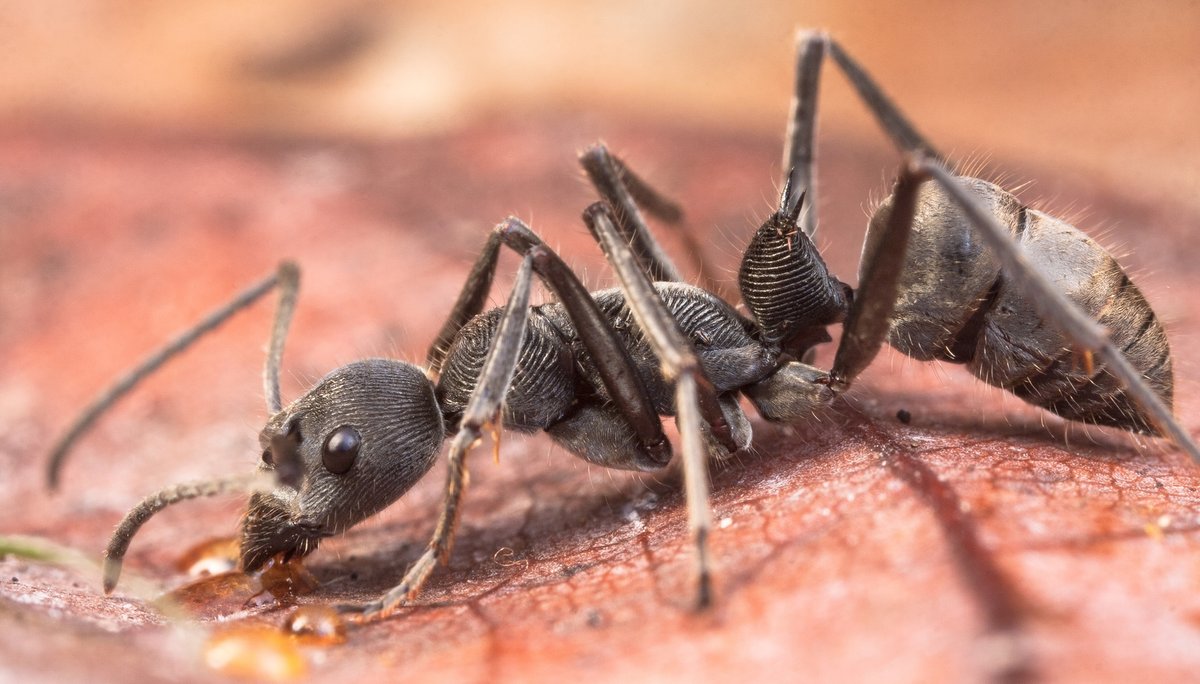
[240,358,445,572]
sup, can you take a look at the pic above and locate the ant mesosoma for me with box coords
[46,31,1197,623]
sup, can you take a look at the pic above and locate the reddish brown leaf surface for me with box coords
[2,119,1200,684]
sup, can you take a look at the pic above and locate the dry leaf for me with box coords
[2,119,1199,684]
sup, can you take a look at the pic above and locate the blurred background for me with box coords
[1,0,1197,201]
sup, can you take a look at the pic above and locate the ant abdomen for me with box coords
[867,177,1173,434]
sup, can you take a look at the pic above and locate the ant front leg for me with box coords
[425,231,503,376]
[580,143,684,283]
[340,254,536,623]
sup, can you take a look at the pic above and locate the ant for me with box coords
[46,31,1199,623]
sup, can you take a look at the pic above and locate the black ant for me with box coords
[46,31,1198,623]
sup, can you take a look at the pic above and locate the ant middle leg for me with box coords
[496,218,675,467]
[430,218,679,471]
[370,217,725,617]
[583,203,746,458]
[580,143,684,283]
[580,143,724,294]
[583,201,754,608]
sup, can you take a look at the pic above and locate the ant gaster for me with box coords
[46,31,1198,623]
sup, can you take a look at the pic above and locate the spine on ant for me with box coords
[869,177,1173,434]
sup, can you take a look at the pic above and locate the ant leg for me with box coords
[584,201,748,609]
[830,155,1200,463]
[782,30,825,236]
[580,143,685,283]
[497,218,674,466]
[821,38,1200,462]
[828,169,922,389]
[425,231,503,375]
[582,203,741,455]
[823,37,944,163]
[46,262,300,490]
[913,158,1200,464]
[582,143,684,225]
[344,254,536,622]
[606,150,685,224]
[581,143,724,294]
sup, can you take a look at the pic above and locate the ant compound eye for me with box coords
[321,426,361,475]
[262,449,273,466]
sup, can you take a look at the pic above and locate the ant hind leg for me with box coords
[820,35,1199,462]
[782,29,825,237]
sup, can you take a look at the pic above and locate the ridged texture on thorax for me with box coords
[539,283,776,415]
[436,307,577,432]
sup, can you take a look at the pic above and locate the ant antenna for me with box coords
[46,263,300,490]
[102,472,275,593]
